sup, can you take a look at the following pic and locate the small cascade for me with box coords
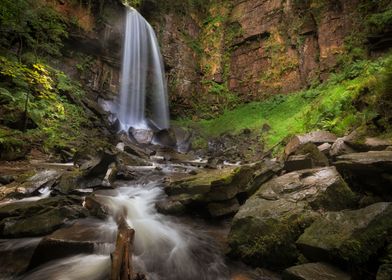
[116,7,170,131]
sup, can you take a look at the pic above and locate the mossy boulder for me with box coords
[0,196,87,237]
[297,202,392,266]
[282,262,351,280]
[228,167,357,269]
[163,161,278,217]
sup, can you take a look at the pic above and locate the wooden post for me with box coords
[111,217,135,280]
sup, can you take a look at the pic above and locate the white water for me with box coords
[92,182,229,280]
[16,181,229,280]
[117,7,170,131]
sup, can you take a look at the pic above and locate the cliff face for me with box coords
[143,0,391,118]
[49,0,125,101]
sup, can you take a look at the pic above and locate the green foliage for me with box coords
[0,0,67,58]
[0,55,97,155]
[365,8,392,33]
[176,53,392,150]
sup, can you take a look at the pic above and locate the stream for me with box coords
[0,162,278,280]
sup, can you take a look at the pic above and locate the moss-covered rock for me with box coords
[228,167,357,269]
[297,202,392,266]
[282,262,351,280]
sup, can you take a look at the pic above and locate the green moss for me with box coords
[175,53,392,151]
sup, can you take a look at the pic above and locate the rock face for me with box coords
[228,167,357,269]
[297,202,392,265]
[144,1,389,117]
[282,262,351,280]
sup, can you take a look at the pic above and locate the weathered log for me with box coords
[111,217,135,280]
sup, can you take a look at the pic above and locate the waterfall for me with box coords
[117,7,170,131]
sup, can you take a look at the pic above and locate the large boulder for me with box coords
[297,203,392,267]
[228,167,357,269]
[282,262,351,280]
[163,160,281,217]
[334,151,392,196]
[0,196,87,237]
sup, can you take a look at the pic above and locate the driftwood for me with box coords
[111,217,136,280]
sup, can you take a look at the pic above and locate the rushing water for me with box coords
[116,7,170,131]
[11,180,229,280]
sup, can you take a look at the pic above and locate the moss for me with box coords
[175,53,392,151]
[229,212,317,269]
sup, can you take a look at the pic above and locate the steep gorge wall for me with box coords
[143,0,391,119]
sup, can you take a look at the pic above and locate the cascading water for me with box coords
[117,7,170,131]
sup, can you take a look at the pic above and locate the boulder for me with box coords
[129,128,154,144]
[285,131,337,157]
[282,262,351,280]
[28,219,116,269]
[228,167,357,269]
[334,151,392,196]
[0,196,87,237]
[152,129,177,148]
[0,169,62,200]
[155,199,186,215]
[329,138,356,157]
[0,205,87,237]
[207,198,240,218]
[297,202,392,265]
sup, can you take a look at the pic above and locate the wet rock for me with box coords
[297,202,392,265]
[0,238,41,277]
[207,198,240,218]
[80,150,117,178]
[172,126,192,153]
[285,131,337,157]
[244,159,282,196]
[116,165,136,180]
[155,199,186,215]
[228,167,357,269]
[129,128,154,144]
[0,196,86,237]
[53,170,83,194]
[329,138,356,157]
[0,204,87,237]
[334,151,392,196]
[153,129,177,148]
[282,262,351,280]
[165,164,257,202]
[28,219,116,269]
[0,170,62,200]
